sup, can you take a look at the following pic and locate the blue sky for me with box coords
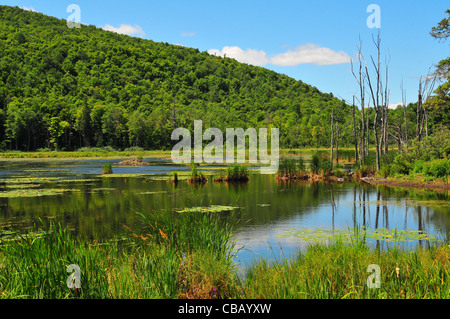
[2,0,449,107]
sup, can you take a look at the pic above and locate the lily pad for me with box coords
[0,188,79,198]
[175,205,239,213]
[277,227,440,243]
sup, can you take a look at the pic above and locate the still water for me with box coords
[0,158,449,267]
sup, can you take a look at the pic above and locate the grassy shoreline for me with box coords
[365,175,449,192]
[1,213,449,299]
[0,150,172,160]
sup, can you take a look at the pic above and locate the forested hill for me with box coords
[0,5,349,151]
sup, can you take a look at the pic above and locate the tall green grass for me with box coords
[1,219,449,299]
[0,225,111,298]
[0,210,241,299]
[242,232,450,299]
[276,157,308,180]
[224,164,250,182]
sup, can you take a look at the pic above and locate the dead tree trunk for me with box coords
[330,109,334,170]
[364,32,383,171]
[351,40,366,163]
[416,80,422,142]
[401,79,408,151]
[336,121,339,166]
[352,96,358,164]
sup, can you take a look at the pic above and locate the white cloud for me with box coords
[388,102,404,109]
[21,6,36,12]
[208,44,351,67]
[207,46,269,66]
[180,32,196,37]
[102,24,146,37]
[270,44,351,66]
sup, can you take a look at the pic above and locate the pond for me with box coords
[0,158,449,268]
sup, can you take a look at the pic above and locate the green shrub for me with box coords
[225,164,249,182]
[310,154,320,174]
[101,162,113,174]
[320,159,332,174]
[413,160,426,174]
[390,154,413,175]
[298,157,305,172]
[278,158,297,176]
[410,128,450,161]
[377,165,391,178]
[423,158,450,178]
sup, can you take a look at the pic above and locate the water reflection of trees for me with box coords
[343,183,449,245]
[0,174,448,242]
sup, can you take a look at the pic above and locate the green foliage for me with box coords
[298,157,305,172]
[0,6,353,152]
[333,168,345,178]
[310,154,321,174]
[225,164,249,182]
[278,157,297,176]
[377,165,391,178]
[320,158,332,175]
[423,158,450,178]
[390,154,413,175]
[413,160,426,174]
[0,224,111,298]
[410,129,450,161]
[101,162,113,174]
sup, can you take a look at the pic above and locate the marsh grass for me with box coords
[0,210,241,299]
[0,224,111,298]
[242,231,450,299]
[223,164,250,182]
[187,163,207,183]
[276,157,308,180]
[1,218,448,299]
[101,162,113,174]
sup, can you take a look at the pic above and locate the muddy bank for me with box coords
[359,176,449,192]
[116,158,150,166]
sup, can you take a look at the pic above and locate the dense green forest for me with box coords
[0,5,448,152]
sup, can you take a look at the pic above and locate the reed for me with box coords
[1,218,449,299]
[101,162,113,174]
[224,164,250,182]
[187,163,207,183]
[0,224,111,298]
[241,232,450,299]
[276,157,308,180]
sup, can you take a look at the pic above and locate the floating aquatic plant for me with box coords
[175,205,239,214]
[277,227,440,244]
[0,188,79,198]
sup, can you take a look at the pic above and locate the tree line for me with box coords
[0,5,448,155]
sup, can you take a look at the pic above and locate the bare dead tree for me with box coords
[336,120,339,166]
[419,72,437,138]
[352,96,358,163]
[330,108,334,170]
[383,61,390,154]
[351,38,366,163]
[416,78,423,141]
[401,78,408,150]
[364,32,382,170]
